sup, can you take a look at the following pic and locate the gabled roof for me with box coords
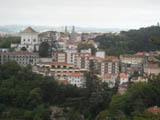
[21,27,38,33]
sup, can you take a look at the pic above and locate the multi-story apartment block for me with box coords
[53,50,91,70]
[71,52,90,70]
[95,56,119,76]
[120,54,145,74]
[120,54,144,65]
[144,64,160,75]
[54,52,67,63]
[65,49,77,64]
[100,60,119,75]
[35,62,85,81]
[0,51,39,66]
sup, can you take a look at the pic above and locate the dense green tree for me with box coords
[84,60,114,119]
[133,110,160,120]
[39,42,50,57]
[3,59,160,119]
[106,76,160,119]
[94,26,160,56]
[0,36,20,48]
[21,47,27,51]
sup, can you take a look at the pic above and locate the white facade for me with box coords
[0,51,39,66]
[119,74,129,85]
[21,33,39,45]
[81,48,92,54]
[120,78,128,85]
[102,75,118,88]
[68,73,85,87]
[67,44,77,49]
[96,51,105,59]
[19,27,40,52]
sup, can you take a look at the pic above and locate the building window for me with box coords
[33,39,36,42]
[28,39,30,42]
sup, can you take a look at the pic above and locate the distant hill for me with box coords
[94,25,160,56]
[0,25,123,34]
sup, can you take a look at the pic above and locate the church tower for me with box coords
[70,26,77,43]
[65,26,68,34]
[72,26,75,34]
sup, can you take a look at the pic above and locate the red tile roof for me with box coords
[37,62,73,66]
[135,52,143,56]
[106,56,117,60]
[103,74,111,79]
[69,73,83,77]
[119,74,128,79]
[147,107,160,114]
[21,27,38,33]
[89,56,104,60]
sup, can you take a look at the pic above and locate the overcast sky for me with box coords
[0,0,160,29]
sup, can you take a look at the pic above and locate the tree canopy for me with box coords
[94,26,160,56]
[0,36,20,48]
[39,42,50,57]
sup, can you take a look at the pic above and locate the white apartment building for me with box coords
[102,74,118,88]
[68,73,85,87]
[119,73,129,85]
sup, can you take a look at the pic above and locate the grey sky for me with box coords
[0,0,160,28]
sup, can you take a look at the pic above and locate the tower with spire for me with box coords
[65,26,68,34]
[72,26,75,34]
[70,26,76,42]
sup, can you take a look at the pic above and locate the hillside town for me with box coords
[0,26,160,92]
